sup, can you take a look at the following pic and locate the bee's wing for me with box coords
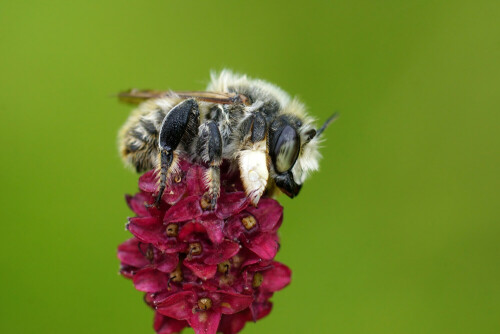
[117,89,165,104]
[118,89,250,105]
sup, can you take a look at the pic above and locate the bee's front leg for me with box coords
[197,121,223,209]
[156,99,199,206]
[236,112,269,206]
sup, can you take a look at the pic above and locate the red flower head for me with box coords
[118,160,291,334]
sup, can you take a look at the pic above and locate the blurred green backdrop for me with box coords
[1,1,499,333]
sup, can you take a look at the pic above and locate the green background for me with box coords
[1,1,498,333]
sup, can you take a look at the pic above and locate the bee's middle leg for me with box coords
[156,99,199,206]
[197,121,223,209]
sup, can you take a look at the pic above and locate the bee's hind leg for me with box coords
[156,99,200,206]
[236,112,269,206]
[197,121,223,209]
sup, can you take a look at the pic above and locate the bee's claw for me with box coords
[145,193,162,209]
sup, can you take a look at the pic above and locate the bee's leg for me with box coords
[197,121,223,209]
[237,112,269,206]
[156,99,200,206]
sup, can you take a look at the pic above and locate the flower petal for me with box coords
[164,196,203,223]
[218,312,249,334]
[151,289,183,305]
[125,193,151,217]
[223,215,244,240]
[216,192,249,219]
[240,250,268,269]
[156,253,179,273]
[128,219,187,254]
[188,310,222,334]
[244,233,279,260]
[127,217,164,245]
[261,262,292,292]
[154,312,188,334]
[138,170,158,193]
[218,301,272,334]
[117,238,149,268]
[162,241,188,254]
[162,180,187,206]
[178,221,206,241]
[249,300,273,322]
[139,169,187,205]
[218,291,254,314]
[156,291,196,320]
[133,268,168,293]
[200,215,224,244]
[204,240,240,265]
[129,216,160,228]
[245,198,283,232]
[184,260,217,280]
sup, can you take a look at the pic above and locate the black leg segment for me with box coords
[197,121,223,208]
[206,121,223,164]
[159,99,199,151]
[155,99,199,206]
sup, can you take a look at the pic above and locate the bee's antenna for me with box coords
[316,112,339,137]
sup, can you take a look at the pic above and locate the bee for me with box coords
[118,70,337,208]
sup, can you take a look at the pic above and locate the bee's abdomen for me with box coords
[119,109,165,173]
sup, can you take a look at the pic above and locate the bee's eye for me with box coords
[273,125,300,173]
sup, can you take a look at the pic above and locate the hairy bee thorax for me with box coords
[118,70,336,207]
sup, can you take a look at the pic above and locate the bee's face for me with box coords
[269,113,320,198]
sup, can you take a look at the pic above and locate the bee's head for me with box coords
[269,99,337,198]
